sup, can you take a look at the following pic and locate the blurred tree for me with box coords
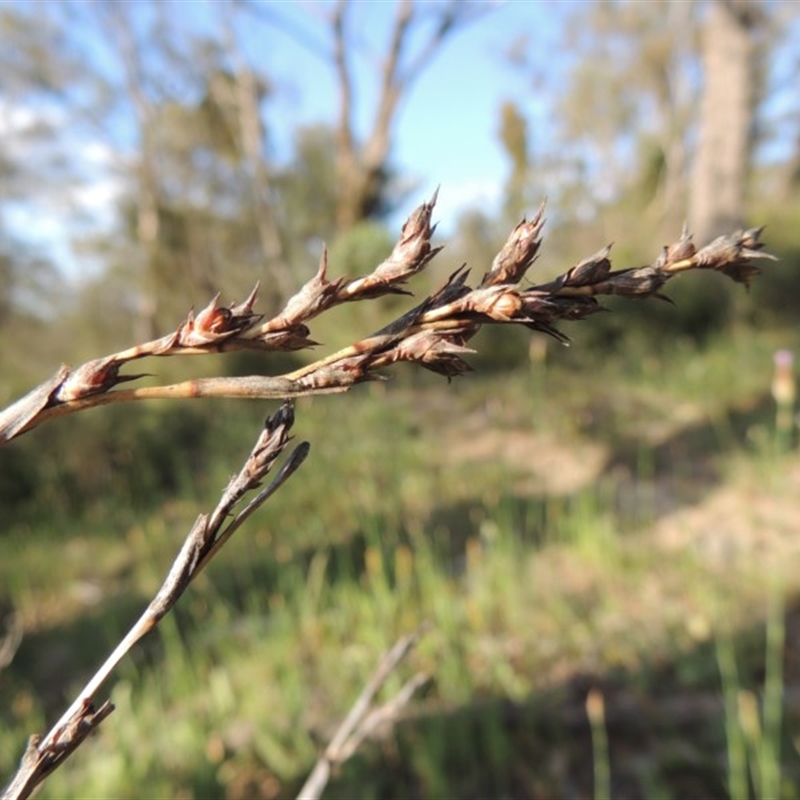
[245,0,493,231]
[0,221,66,397]
[689,0,764,241]
[275,124,340,257]
[91,1,296,336]
[551,0,700,236]
[0,246,14,331]
[0,5,74,370]
[328,0,483,230]
[507,0,798,243]
[219,14,297,303]
[498,100,532,223]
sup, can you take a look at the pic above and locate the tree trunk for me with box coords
[690,0,760,242]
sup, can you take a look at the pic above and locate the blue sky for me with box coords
[2,0,566,277]
[237,0,565,224]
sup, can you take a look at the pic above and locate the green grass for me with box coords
[716,587,789,800]
[2,325,800,798]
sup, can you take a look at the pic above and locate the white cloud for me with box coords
[0,99,124,277]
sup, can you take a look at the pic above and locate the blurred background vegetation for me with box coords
[2,0,800,797]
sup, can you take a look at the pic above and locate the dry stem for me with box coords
[2,403,308,800]
[297,626,430,800]
[0,195,775,445]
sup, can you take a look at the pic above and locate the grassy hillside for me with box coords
[2,323,800,798]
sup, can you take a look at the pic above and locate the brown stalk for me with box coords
[2,403,309,800]
[0,193,775,446]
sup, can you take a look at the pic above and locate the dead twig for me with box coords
[297,626,430,800]
[2,402,309,800]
